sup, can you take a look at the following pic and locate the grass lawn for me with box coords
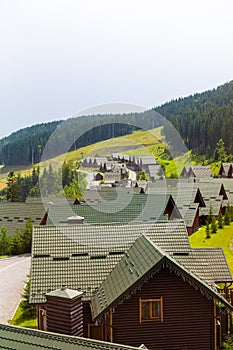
[189,223,233,275]
[9,301,37,329]
[0,255,9,259]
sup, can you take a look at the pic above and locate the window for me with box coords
[139,298,163,323]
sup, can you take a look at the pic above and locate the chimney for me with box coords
[46,286,83,336]
[67,215,84,225]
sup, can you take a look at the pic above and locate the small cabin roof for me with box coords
[46,286,83,299]
[92,235,233,319]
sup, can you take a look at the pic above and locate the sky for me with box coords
[0,0,233,139]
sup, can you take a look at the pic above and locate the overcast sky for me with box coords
[0,0,233,139]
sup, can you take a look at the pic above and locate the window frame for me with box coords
[139,297,163,323]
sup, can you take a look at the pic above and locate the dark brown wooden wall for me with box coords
[110,266,215,350]
[83,301,93,338]
[187,209,200,236]
[46,296,83,336]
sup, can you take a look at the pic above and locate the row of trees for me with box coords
[0,218,32,256]
[205,204,233,238]
[3,162,87,202]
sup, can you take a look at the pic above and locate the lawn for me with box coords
[9,301,37,329]
[189,223,233,275]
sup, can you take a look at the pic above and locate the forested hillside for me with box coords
[0,112,162,166]
[1,80,233,166]
[0,121,62,166]
[155,81,233,158]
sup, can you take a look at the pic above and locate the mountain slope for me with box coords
[1,80,233,166]
[155,81,233,157]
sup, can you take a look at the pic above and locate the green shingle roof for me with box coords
[198,178,233,205]
[46,193,180,226]
[148,181,205,227]
[30,220,232,305]
[92,235,233,319]
[30,221,190,304]
[0,201,46,236]
[173,248,232,283]
[0,324,145,350]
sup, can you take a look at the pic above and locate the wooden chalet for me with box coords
[218,163,233,178]
[92,235,233,350]
[196,181,229,223]
[0,323,145,350]
[180,165,212,178]
[82,157,108,169]
[205,178,233,206]
[180,166,190,177]
[95,172,104,181]
[0,198,47,235]
[148,180,206,235]
[29,221,233,349]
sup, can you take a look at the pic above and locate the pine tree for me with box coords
[20,278,36,318]
[207,205,213,225]
[62,162,73,188]
[211,217,218,233]
[230,205,233,222]
[215,138,227,162]
[218,212,224,229]
[6,172,20,202]
[31,167,39,187]
[10,230,23,255]
[224,207,231,226]
[0,227,10,255]
[205,223,211,239]
[20,218,32,253]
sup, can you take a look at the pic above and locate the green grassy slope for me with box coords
[0,126,195,189]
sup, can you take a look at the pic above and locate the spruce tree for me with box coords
[224,207,231,226]
[205,223,211,239]
[211,217,218,233]
[0,227,10,255]
[230,205,233,222]
[20,218,33,254]
[6,172,20,202]
[207,205,213,225]
[218,212,224,229]
[10,230,23,255]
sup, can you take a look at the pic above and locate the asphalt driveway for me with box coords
[0,255,31,324]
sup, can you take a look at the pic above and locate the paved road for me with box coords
[0,255,31,324]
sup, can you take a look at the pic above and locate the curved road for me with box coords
[0,255,31,324]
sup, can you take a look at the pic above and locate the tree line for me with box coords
[1,81,233,166]
[2,162,87,202]
[0,218,32,256]
[0,111,164,166]
[0,121,61,166]
[156,81,233,159]
[205,203,233,238]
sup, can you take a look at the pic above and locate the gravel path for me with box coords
[0,255,31,324]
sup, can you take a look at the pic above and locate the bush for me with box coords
[222,335,233,350]
[21,278,36,318]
